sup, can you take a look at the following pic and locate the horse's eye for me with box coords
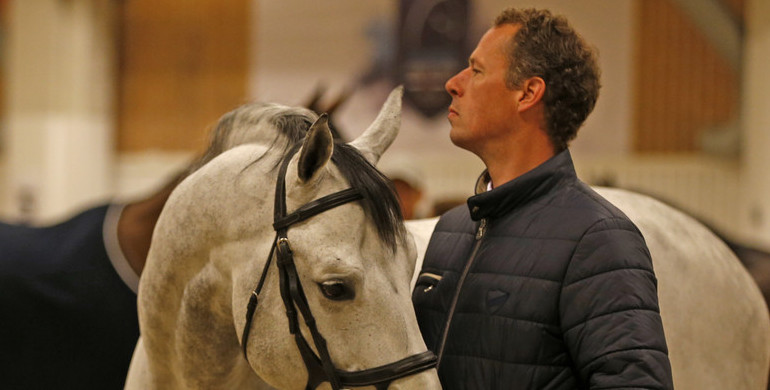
[318,280,354,301]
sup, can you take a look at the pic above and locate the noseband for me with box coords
[240,149,437,390]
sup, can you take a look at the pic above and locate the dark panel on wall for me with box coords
[397,0,470,118]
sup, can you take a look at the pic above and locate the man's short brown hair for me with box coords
[495,8,601,152]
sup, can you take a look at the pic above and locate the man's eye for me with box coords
[472,68,481,74]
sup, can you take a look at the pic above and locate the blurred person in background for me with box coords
[380,154,432,220]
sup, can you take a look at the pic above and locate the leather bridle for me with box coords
[240,149,437,390]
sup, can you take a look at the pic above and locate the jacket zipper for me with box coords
[435,218,487,368]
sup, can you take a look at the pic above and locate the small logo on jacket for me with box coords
[486,289,509,314]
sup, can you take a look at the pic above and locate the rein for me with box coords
[240,150,437,390]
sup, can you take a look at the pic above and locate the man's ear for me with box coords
[517,76,546,112]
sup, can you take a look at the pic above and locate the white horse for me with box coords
[407,188,770,389]
[125,87,441,390]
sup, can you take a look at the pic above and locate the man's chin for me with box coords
[448,130,461,146]
[449,131,472,152]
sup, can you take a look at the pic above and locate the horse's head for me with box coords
[226,87,440,389]
[137,87,438,389]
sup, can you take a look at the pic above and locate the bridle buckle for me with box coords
[276,237,291,253]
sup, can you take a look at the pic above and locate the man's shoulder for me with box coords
[429,181,641,240]
[552,181,635,224]
[519,181,641,242]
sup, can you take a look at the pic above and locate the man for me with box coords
[412,8,673,389]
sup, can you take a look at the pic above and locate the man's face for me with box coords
[445,25,521,156]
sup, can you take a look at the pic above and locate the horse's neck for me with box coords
[175,261,265,388]
[140,145,279,387]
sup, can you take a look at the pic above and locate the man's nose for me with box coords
[445,70,464,97]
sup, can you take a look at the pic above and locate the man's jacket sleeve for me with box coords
[560,217,674,389]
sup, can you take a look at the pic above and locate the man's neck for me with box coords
[482,129,555,187]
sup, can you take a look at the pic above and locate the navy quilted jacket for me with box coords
[412,150,673,389]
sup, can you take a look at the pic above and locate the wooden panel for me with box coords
[117,0,250,152]
[633,0,739,152]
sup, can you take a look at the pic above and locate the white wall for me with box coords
[741,0,770,250]
[252,1,394,103]
[1,0,117,223]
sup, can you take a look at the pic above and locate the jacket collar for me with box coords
[467,149,577,221]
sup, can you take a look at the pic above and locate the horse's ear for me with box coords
[297,113,334,183]
[349,86,403,165]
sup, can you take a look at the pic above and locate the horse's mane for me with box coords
[187,102,317,173]
[191,102,405,251]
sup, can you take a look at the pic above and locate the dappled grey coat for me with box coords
[412,150,673,389]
